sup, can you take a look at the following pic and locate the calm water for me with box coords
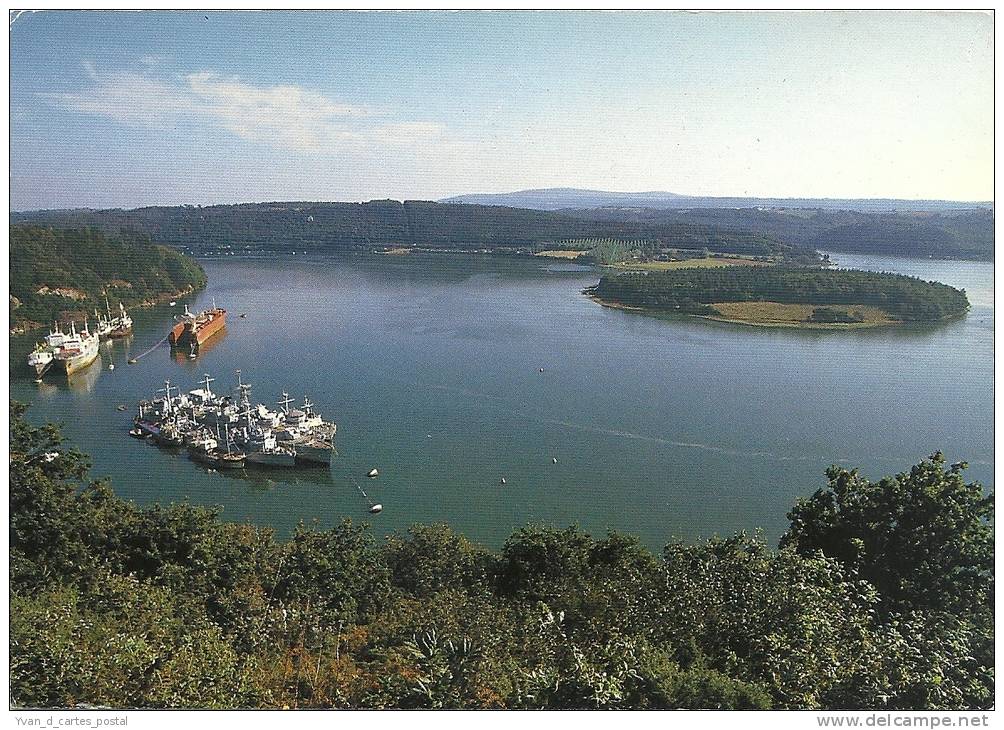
[10,251,993,549]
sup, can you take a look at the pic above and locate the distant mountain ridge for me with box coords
[440,188,993,214]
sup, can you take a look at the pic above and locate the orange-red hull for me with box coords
[169,308,227,347]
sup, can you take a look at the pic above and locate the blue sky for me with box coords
[9,11,993,209]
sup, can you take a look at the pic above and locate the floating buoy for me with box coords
[369,504,383,514]
[500,477,507,485]
[367,468,379,478]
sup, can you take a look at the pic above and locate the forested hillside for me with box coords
[566,207,994,261]
[11,201,811,260]
[592,267,970,321]
[10,403,993,709]
[9,225,206,333]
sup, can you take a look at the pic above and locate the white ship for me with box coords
[53,320,100,376]
[94,298,133,339]
[27,323,70,377]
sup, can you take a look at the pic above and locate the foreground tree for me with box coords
[781,453,994,616]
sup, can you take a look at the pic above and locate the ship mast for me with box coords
[277,392,293,414]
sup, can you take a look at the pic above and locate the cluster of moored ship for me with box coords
[28,300,350,478]
[131,372,337,470]
[28,298,133,378]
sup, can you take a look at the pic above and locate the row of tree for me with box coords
[9,225,206,332]
[592,266,970,321]
[9,403,993,709]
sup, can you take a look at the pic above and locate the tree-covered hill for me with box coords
[565,207,994,261]
[591,267,970,322]
[9,403,994,709]
[10,200,811,261]
[9,225,206,333]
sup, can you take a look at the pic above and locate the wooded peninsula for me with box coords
[9,225,206,334]
[588,267,971,328]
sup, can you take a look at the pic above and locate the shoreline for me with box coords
[9,284,203,337]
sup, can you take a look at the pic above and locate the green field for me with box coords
[707,301,895,328]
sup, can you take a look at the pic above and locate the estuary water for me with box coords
[10,250,993,550]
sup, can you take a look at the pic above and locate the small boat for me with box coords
[552,457,558,464]
[240,313,247,319]
[500,477,507,485]
[367,468,379,478]
[108,363,115,371]
[129,427,146,439]
[169,301,177,307]
[539,368,544,373]
[34,378,42,385]
[369,504,383,514]
[128,358,138,365]
[116,405,127,412]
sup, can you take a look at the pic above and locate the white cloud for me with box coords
[44,62,449,155]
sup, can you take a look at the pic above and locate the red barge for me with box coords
[169,302,227,349]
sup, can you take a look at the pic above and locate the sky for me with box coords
[9,10,994,210]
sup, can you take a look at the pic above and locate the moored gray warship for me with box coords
[132,371,336,470]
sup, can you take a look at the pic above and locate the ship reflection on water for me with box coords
[65,355,103,392]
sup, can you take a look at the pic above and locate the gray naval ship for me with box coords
[132,371,336,469]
